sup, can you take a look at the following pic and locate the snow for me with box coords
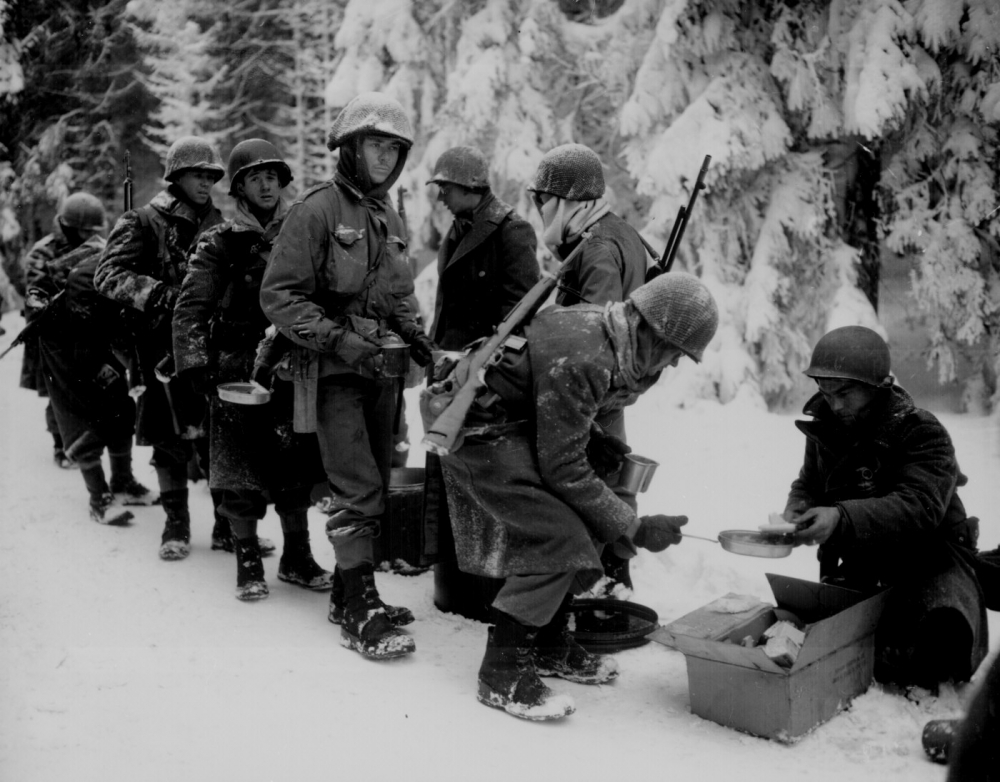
[0,310,997,781]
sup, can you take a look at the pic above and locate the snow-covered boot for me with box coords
[234,535,268,601]
[339,564,415,660]
[82,465,133,525]
[533,596,619,685]
[109,453,159,506]
[159,489,191,561]
[477,612,575,721]
[327,565,414,626]
[211,509,275,556]
[277,530,333,590]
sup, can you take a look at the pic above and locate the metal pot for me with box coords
[616,453,659,494]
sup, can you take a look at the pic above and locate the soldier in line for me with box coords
[527,142,652,598]
[21,194,109,470]
[28,193,155,523]
[96,136,234,561]
[173,139,332,601]
[262,93,437,659]
[422,144,540,584]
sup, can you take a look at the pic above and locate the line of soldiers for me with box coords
[12,92,997,738]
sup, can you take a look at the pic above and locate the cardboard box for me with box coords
[651,574,890,743]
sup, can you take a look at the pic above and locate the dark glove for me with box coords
[180,366,212,396]
[633,514,688,552]
[148,284,178,314]
[409,333,437,368]
[249,362,273,390]
[336,330,382,368]
[586,422,632,478]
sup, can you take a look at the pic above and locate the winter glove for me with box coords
[409,333,437,368]
[633,514,688,552]
[586,422,632,478]
[180,366,212,396]
[334,330,382,369]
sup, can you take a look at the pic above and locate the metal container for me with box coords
[718,530,794,558]
[379,341,411,378]
[217,382,271,405]
[616,453,659,494]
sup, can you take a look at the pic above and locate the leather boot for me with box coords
[159,489,191,560]
[533,595,619,684]
[339,564,415,660]
[477,611,575,721]
[328,565,414,626]
[82,464,133,525]
[234,535,268,601]
[278,529,333,590]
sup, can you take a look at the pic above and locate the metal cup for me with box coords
[616,453,659,494]
[379,341,411,378]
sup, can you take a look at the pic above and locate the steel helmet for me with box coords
[58,192,106,230]
[326,92,414,151]
[804,326,892,386]
[427,146,490,190]
[528,143,604,201]
[227,139,293,196]
[630,272,719,362]
[164,136,225,183]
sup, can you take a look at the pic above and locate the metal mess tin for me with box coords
[718,530,794,558]
[217,382,271,405]
[616,453,659,494]
[379,340,411,378]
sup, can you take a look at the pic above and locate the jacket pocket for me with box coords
[325,225,369,294]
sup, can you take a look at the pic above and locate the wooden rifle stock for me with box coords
[421,232,593,456]
[646,154,711,281]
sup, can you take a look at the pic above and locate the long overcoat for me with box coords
[786,385,988,679]
[439,306,651,586]
[431,193,539,351]
[554,211,647,308]
[172,207,323,492]
[96,189,223,445]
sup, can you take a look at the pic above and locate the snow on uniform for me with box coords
[786,384,988,683]
[95,188,223,446]
[431,192,539,351]
[172,201,324,495]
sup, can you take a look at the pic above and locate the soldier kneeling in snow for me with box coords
[438,272,719,721]
[785,326,989,692]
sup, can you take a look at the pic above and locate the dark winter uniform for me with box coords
[785,385,988,684]
[96,188,223,447]
[553,212,647,309]
[431,193,539,351]
[173,204,324,504]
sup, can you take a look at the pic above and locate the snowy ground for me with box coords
[1,312,997,782]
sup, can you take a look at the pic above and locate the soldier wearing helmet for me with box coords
[783,325,988,690]
[528,142,655,596]
[23,190,155,523]
[172,138,331,602]
[96,135,226,562]
[261,92,433,661]
[436,272,718,721]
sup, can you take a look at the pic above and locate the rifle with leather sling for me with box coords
[419,232,594,456]
[645,154,711,282]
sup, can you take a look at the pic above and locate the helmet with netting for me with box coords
[326,92,414,151]
[58,192,106,230]
[227,139,293,196]
[528,143,604,201]
[630,271,719,362]
[804,326,892,387]
[164,136,225,183]
[427,146,490,190]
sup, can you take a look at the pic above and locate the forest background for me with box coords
[1,0,998,413]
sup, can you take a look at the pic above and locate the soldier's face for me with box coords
[434,182,480,216]
[362,136,402,185]
[174,170,217,205]
[237,167,281,212]
[816,378,878,427]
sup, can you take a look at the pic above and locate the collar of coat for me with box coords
[442,192,514,272]
[150,188,216,226]
[797,383,915,450]
[231,196,289,236]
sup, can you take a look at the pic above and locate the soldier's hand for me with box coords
[633,514,688,552]
[586,422,631,477]
[337,331,382,368]
[792,506,841,546]
[409,333,437,368]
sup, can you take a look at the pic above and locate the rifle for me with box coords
[645,154,711,282]
[0,292,63,360]
[419,232,593,456]
[119,151,146,397]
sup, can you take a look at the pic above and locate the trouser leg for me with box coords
[492,572,577,629]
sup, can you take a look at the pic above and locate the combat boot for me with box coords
[234,535,268,601]
[533,595,619,684]
[327,565,414,626]
[81,465,133,525]
[159,489,191,560]
[477,612,575,721]
[210,512,275,555]
[277,530,333,590]
[109,453,159,505]
[339,564,415,660]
